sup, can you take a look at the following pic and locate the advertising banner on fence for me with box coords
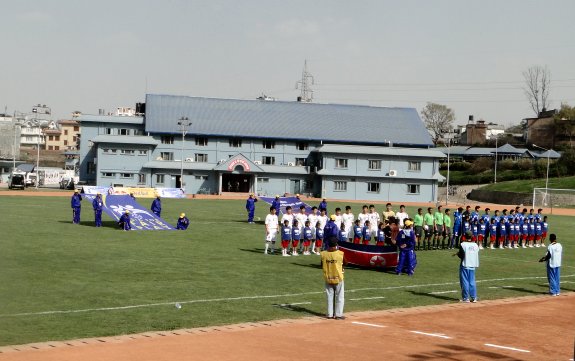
[82,186,186,199]
[84,194,175,230]
[81,186,111,195]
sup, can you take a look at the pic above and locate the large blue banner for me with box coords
[84,194,175,230]
[259,196,313,214]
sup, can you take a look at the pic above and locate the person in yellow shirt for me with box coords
[320,238,348,319]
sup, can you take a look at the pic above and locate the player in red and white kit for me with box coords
[264,206,279,255]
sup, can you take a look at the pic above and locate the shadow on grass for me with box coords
[231,220,265,225]
[408,290,459,302]
[57,220,121,230]
[272,303,324,317]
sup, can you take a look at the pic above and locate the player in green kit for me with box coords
[423,207,435,250]
[434,205,445,250]
[444,208,453,249]
[414,208,424,250]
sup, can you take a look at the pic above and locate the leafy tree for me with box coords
[421,102,455,145]
[554,103,575,148]
[523,65,551,116]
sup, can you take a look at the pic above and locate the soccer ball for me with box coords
[370,255,386,267]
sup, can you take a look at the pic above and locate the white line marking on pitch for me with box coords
[488,285,514,289]
[352,321,386,328]
[2,274,573,318]
[428,290,458,295]
[350,296,386,301]
[484,343,530,353]
[410,331,452,339]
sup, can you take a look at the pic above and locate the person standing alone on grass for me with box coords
[539,234,562,296]
[245,193,258,224]
[71,189,82,224]
[92,193,103,227]
[321,237,347,319]
[456,230,479,303]
[395,220,417,276]
[151,195,162,217]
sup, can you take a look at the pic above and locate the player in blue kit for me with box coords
[291,220,301,256]
[528,218,536,247]
[513,219,521,248]
[353,219,362,244]
[451,207,463,249]
[520,220,529,248]
[461,216,471,241]
[489,218,498,249]
[92,193,103,227]
[507,218,516,248]
[535,219,543,248]
[376,222,386,246]
[151,196,162,217]
[71,189,82,224]
[281,220,292,257]
[541,216,549,245]
[118,210,131,231]
[245,193,258,224]
[478,217,487,249]
[339,225,348,243]
[315,221,324,254]
[176,213,190,230]
[497,217,507,249]
[362,221,372,245]
[303,220,313,255]
[471,222,479,246]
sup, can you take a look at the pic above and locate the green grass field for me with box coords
[0,196,573,346]
[479,175,575,192]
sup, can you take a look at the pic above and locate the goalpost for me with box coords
[532,188,575,213]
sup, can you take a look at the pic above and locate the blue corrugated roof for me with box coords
[144,94,434,147]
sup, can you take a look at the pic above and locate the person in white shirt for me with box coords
[334,207,343,229]
[281,206,294,227]
[342,206,355,240]
[307,206,319,251]
[357,205,369,228]
[456,230,479,303]
[539,234,562,296]
[317,208,328,231]
[368,204,380,237]
[264,207,279,255]
[395,204,409,228]
[295,205,308,252]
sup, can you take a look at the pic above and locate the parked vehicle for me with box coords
[8,173,26,190]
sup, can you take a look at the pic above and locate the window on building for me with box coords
[73,126,79,131]
[138,173,146,184]
[120,173,132,179]
[133,129,144,135]
[48,146,53,150]
[102,172,114,177]
[54,146,59,150]
[55,136,60,141]
[156,174,165,184]
[195,175,208,180]
[72,136,77,142]
[304,180,314,191]
[195,137,208,146]
[87,161,96,174]
[263,140,275,149]
[408,161,421,171]
[64,140,68,146]
[48,136,53,141]
[296,142,308,150]
[161,136,174,144]
[229,138,242,147]
[25,136,33,142]
[110,149,117,154]
[262,156,275,165]
[64,130,68,135]
[334,181,347,191]
[119,128,130,136]
[335,158,348,169]
[368,160,382,170]
[295,157,306,166]
[257,177,270,183]
[160,152,174,160]
[367,182,380,193]
[195,153,208,162]
[407,184,420,194]
[121,149,135,155]
[105,128,113,135]
[138,150,148,156]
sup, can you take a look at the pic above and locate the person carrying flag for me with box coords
[71,189,82,224]
[92,193,103,227]
[245,193,258,224]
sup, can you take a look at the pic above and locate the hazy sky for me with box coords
[2,0,574,127]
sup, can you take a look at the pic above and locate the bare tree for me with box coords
[420,102,455,145]
[523,65,551,116]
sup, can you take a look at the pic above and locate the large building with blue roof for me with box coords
[78,94,445,202]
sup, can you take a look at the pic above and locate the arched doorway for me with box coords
[222,165,252,192]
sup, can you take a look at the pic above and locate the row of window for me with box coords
[336,159,422,171]
[334,181,420,194]
[160,136,309,150]
[100,173,209,184]
[103,148,148,156]
[104,128,144,136]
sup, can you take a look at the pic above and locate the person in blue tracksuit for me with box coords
[323,215,339,248]
[271,195,281,215]
[176,213,190,230]
[395,220,417,276]
[118,210,131,231]
[457,230,479,302]
[451,207,463,249]
[151,196,162,217]
[71,189,82,224]
[92,193,103,227]
[245,193,258,224]
[318,198,328,213]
